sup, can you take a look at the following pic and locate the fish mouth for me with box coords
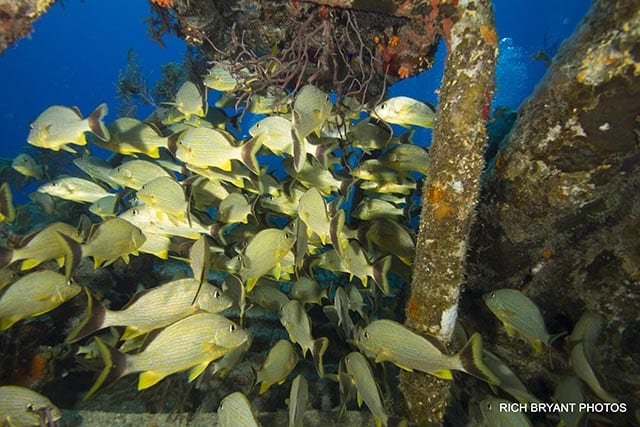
[36,406,61,427]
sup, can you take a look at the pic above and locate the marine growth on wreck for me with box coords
[0,0,638,426]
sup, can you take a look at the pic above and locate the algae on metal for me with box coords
[464,0,640,423]
[398,1,497,425]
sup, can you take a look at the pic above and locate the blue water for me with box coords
[0,0,589,160]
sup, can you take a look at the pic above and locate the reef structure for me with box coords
[146,0,459,105]
[0,0,56,55]
[465,0,640,424]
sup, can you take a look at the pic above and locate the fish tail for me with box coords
[65,287,106,343]
[84,336,127,400]
[240,136,262,175]
[229,112,242,132]
[329,210,345,256]
[291,130,307,173]
[0,246,14,269]
[311,337,329,378]
[87,103,111,142]
[313,142,337,168]
[165,130,184,156]
[398,128,416,145]
[55,231,82,280]
[372,256,392,295]
[458,332,499,384]
[0,182,15,224]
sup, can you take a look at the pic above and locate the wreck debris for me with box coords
[398,0,497,425]
[465,0,639,424]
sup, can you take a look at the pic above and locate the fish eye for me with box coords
[26,402,36,412]
[490,292,496,299]
[363,331,370,339]
[229,323,236,332]
[66,280,72,286]
[213,290,221,298]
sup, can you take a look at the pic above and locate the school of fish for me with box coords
[0,70,622,426]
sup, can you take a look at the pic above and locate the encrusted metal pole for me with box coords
[399,0,497,424]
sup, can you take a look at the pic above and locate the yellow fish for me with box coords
[204,62,242,92]
[0,385,61,427]
[137,176,188,221]
[355,319,497,383]
[108,159,173,190]
[483,288,563,352]
[291,85,333,172]
[102,117,176,158]
[0,270,81,330]
[28,103,110,152]
[86,312,250,397]
[0,221,82,271]
[373,96,436,128]
[166,80,206,120]
[256,339,299,394]
[279,300,328,377]
[11,153,44,180]
[344,351,389,427]
[176,127,261,175]
[37,177,112,204]
[218,392,261,427]
[66,278,232,342]
[73,156,121,190]
[216,193,253,224]
[81,218,146,268]
[240,227,296,291]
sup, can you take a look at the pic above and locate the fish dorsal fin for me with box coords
[421,332,449,355]
[119,287,153,311]
[70,106,83,118]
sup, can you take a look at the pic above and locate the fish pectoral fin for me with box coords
[531,339,543,353]
[431,369,454,380]
[55,256,65,268]
[62,144,78,154]
[259,381,271,395]
[138,370,165,390]
[373,349,394,365]
[503,323,518,338]
[356,392,363,408]
[121,326,144,341]
[188,361,209,382]
[0,317,19,331]
[272,262,282,280]
[20,259,40,270]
